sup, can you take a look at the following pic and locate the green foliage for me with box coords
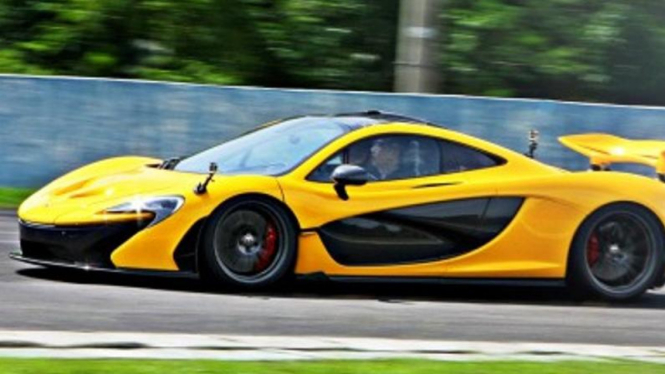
[0,359,665,374]
[0,0,664,104]
[0,187,34,208]
[441,0,665,105]
[0,0,398,90]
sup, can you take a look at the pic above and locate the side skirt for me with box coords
[298,272,566,288]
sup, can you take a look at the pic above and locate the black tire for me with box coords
[567,203,665,301]
[200,197,297,290]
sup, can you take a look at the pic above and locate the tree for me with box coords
[440,0,665,105]
[0,0,399,90]
[0,0,664,105]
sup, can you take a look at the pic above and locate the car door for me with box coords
[279,131,518,273]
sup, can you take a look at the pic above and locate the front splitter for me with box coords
[9,252,198,279]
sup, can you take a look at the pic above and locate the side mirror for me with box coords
[331,164,369,200]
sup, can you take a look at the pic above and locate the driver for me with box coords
[366,138,410,180]
[348,140,372,168]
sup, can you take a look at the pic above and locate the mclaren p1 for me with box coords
[11,111,665,300]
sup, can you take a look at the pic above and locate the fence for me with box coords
[1,75,664,187]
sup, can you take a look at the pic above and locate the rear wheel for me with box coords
[201,198,297,290]
[567,203,664,301]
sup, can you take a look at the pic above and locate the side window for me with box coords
[440,140,499,173]
[308,152,344,182]
[308,135,442,182]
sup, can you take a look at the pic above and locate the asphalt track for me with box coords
[2,211,665,346]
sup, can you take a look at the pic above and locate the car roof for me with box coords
[333,110,440,127]
[283,111,440,131]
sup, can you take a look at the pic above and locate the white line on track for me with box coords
[0,331,663,362]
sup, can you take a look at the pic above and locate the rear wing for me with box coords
[559,133,665,180]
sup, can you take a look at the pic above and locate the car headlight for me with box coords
[104,195,184,227]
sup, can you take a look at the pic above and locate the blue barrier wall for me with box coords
[2,74,665,187]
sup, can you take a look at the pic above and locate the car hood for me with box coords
[19,156,203,225]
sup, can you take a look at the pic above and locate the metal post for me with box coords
[394,0,441,93]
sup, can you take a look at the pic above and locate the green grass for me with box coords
[0,359,663,374]
[0,187,34,209]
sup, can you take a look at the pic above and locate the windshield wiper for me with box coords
[159,157,183,170]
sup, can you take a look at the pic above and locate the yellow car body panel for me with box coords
[15,118,665,283]
[19,156,284,271]
[18,156,162,224]
[283,125,665,279]
[109,174,283,270]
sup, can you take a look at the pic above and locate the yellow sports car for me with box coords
[11,111,665,301]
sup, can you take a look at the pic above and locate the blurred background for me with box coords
[2,0,665,190]
[2,0,665,104]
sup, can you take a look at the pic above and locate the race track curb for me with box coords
[0,331,664,362]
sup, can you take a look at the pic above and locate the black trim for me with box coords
[318,197,524,266]
[413,182,461,189]
[331,276,565,287]
[173,218,206,273]
[654,270,665,288]
[18,220,149,269]
[297,272,565,287]
[13,251,563,287]
[9,253,198,279]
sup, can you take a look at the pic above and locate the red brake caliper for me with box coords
[255,223,278,272]
[587,233,600,266]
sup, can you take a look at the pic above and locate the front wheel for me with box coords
[200,198,297,290]
[567,203,665,301]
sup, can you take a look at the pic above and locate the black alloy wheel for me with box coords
[568,203,664,301]
[201,198,297,289]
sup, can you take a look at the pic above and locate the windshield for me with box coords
[174,117,361,175]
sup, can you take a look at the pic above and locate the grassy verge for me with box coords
[0,187,34,209]
[0,359,662,374]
